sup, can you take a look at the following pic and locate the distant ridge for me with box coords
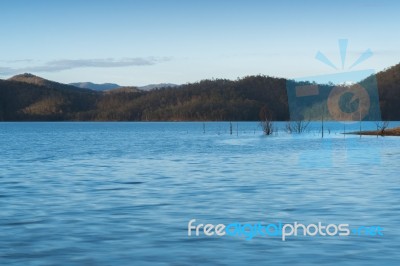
[70,82,121,91]
[69,82,178,91]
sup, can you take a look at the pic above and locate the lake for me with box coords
[0,122,399,265]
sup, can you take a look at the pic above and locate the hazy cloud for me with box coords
[0,59,35,63]
[0,57,171,75]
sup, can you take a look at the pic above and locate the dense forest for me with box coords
[0,63,399,121]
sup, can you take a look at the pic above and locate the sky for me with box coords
[1,0,400,86]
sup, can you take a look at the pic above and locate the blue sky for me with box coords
[1,0,399,86]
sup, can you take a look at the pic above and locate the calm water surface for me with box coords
[0,122,399,265]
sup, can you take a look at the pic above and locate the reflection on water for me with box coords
[0,122,399,265]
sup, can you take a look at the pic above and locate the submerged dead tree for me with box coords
[376,121,390,135]
[285,120,310,134]
[259,105,274,135]
[261,119,274,135]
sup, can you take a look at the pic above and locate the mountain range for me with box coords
[69,82,121,91]
[69,82,178,91]
[0,64,399,121]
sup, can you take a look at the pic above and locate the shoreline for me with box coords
[347,127,400,136]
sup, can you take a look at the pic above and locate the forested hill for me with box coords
[0,65,399,121]
[0,75,288,121]
[374,63,400,120]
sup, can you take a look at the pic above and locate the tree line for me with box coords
[0,64,399,121]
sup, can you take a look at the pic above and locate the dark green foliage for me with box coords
[374,63,400,120]
[0,79,98,121]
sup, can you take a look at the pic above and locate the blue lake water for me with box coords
[0,122,399,265]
